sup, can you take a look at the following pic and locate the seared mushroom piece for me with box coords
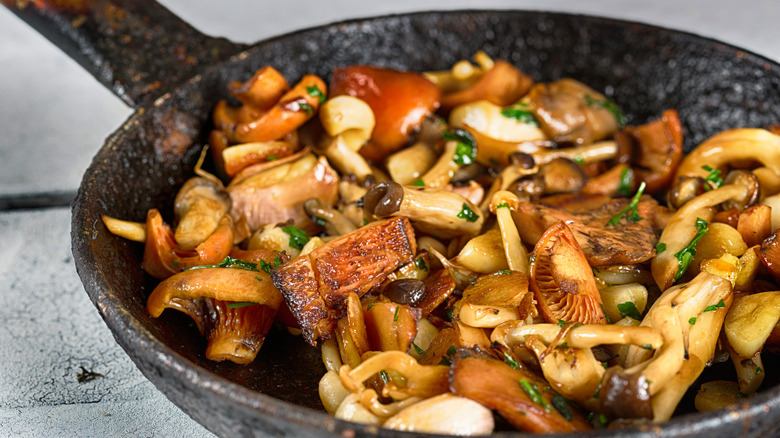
[146,258,284,364]
[364,182,484,239]
[666,176,706,210]
[530,140,618,166]
[526,78,621,145]
[540,157,587,194]
[231,74,327,143]
[513,193,659,267]
[614,109,683,193]
[529,221,607,325]
[221,140,299,178]
[227,153,339,233]
[453,229,509,274]
[724,291,780,359]
[303,198,357,237]
[450,348,592,433]
[453,270,534,328]
[173,176,231,250]
[271,217,417,344]
[317,95,376,181]
[226,65,290,111]
[330,65,441,162]
[438,60,534,112]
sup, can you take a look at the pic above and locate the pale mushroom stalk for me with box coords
[363,182,484,239]
[101,215,146,242]
[727,343,765,395]
[386,141,438,185]
[419,140,460,188]
[480,157,539,212]
[382,393,495,435]
[652,184,748,290]
[318,95,376,182]
[338,351,449,401]
[491,321,663,351]
[530,140,617,166]
[489,190,529,275]
[303,198,357,237]
[675,128,780,180]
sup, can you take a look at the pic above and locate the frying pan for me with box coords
[6,0,780,436]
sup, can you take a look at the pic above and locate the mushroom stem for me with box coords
[102,215,146,242]
[489,190,529,275]
[530,140,617,166]
[303,198,357,236]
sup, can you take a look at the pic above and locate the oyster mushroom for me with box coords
[529,221,607,325]
[330,65,441,162]
[382,393,494,435]
[231,74,327,143]
[363,182,484,239]
[173,176,231,250]
[317,95,376,181]
[526,78,621,145]
[453,270,534,328]
[439,60,534,112]
[271,217,416,344]
[530,140,618,166]
[227,153,339,233]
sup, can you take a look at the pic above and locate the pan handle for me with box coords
[1,0,248,108]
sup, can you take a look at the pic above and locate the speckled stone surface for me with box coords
[2,1,780,437]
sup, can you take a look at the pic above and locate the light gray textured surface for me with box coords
[1,1,779,437]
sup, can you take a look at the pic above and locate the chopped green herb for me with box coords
[641,344,654,350]
[445,309,454,321]
[689,317,697,325]
[489,157,500,166]
[367,301,375,310]
[447,346,457,357]
[415,257,428,271]
[258,254,283,274]
[517,410,527,416]
[593,379,603,399]
[500,104,540,126]
[379,370,390,384]
[618,167,634,197]
[412,178,425,187]
[703,299,726,313]
[457,203,480,222]
[443,128,477,166]
[519,379,550,409]
[312,216,326,227]
[757,367,764,374]
[171,259,179,267]
[646,379,653,385]
[557,319,569,327]
[496,270,511,275]
[674,218,709,282]
[299,102,313,115]
[617,302,642,321]
[362,217,368,226]
[189,255,259,272]
[702,165,724,190]
[411,342,426,355]
[393,305,400,322]
[573,155,585,165]
[656,242,667,253]
[607,181,646,226]
[551,394,574,421]
[282,225,309,250]
[736,392,748,399]
[584,94,625,127]
[497,201,510,209]
[306,85,326,104]
[600,304,612,324]
[597,413,609,426]
[254,276,263,282]
[602,362,609,369]
[558,342,570,348]
[267,155,278,161]
[227,301,258,309]
[503,351,520,369]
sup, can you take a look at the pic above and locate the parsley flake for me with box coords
[188,255,259,272]
[618,167,634,197]
[656,242,667,253]
[673,218,709,281]
[393,305,400,322]
[503,351,520,369]
[584,94,625,127]
[500,104,540,126]
[607,181,646,226]
[689,317,697,325]
[306,85,326,104]
[282,225,309,250]
[228,301,258,309]
[443,128,477,165]
[259,253,283,274]
[703,299,726,313]
[412,178,425,187]
[702,165,724,190]
[617,302,642,321]
[411,342,426,355]
[457,203,479,222]
[519,379,550,410]
[415,257,428,271]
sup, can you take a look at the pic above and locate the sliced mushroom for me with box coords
[102,215,146,242]
[382,393,495,435]
[526,78,620,145]
[221,140,299,177]
[488,191,529,275]
[540,157,587,195]
[453,271,534,328]
[724,291,780,359]
[439,60,534,111]
[530,221,606,325]
[364,301,420,354]
[271,217,416,344]
[453,229,509,274]
[363,182,484,239]
[385,141,439,185]
[226,65,290,111]
[231,74,327,143]
[330,65,441,162]
[615,109,683,194]
[227,153,339,233]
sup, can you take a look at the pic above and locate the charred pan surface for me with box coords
[515,193,658,266]
[272,217,416,344]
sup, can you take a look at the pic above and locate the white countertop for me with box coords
[1,1,778,436]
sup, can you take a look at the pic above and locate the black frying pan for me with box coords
[6,0,780,436]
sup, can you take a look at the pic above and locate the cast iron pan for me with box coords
[7,0,780,436]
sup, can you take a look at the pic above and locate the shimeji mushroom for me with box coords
[363,182,484,239]
[173,176,232,250]
[303,198,357,237]
[221,140,299,177]
[529,140,618,166]
[651,184,748,290]
[724,292,780,391]
[437,59,534,112]
[146,258,285,364]
[489,190,530,275]
[452,270,534,328]
[316,95,376,182]
[622,270,733,422]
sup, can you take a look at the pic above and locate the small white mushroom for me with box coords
[488,190,529,275]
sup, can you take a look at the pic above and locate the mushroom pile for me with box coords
[102,52,780,434]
